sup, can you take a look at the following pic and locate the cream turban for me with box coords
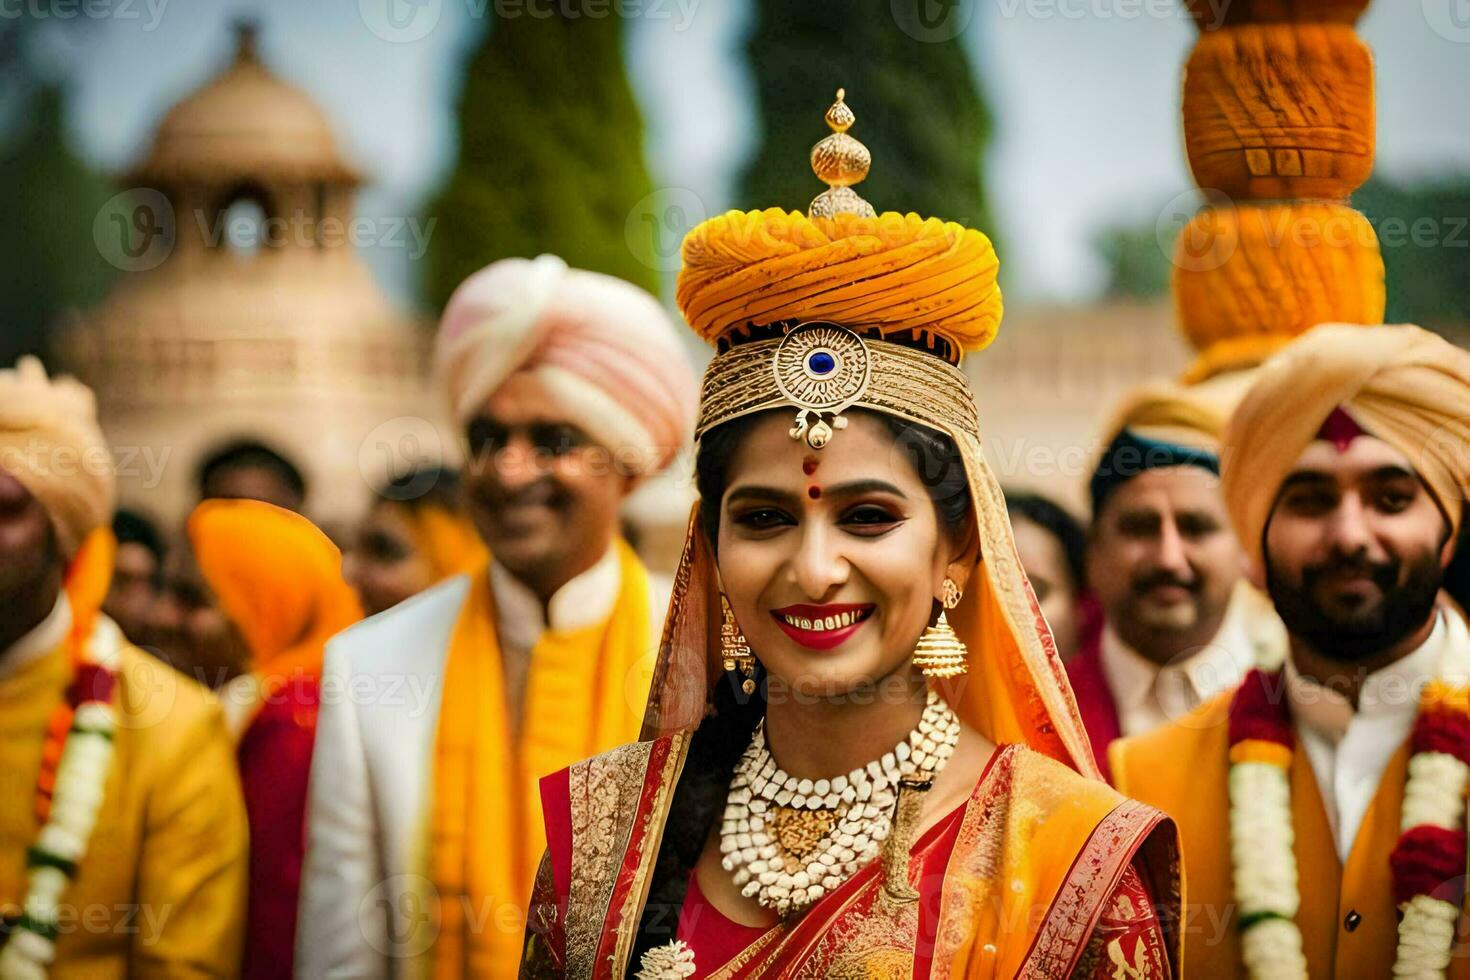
[1221,324,1470,568]
[434,255,696,478]
[0,357,115,560]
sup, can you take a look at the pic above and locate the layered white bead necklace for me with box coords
[719,688,960,917]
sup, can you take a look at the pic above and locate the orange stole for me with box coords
[544,740,1178,978]
[431,541,654,978]
[1111,690,1470,979]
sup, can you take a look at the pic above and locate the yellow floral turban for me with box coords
[1221,323,1470,568]
[0,357,114,560]
[678,209,1001,357]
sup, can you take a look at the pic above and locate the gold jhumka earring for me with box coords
[912,578,968,678]
[720,595,757,695]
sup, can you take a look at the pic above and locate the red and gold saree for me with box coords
[525,735,1175,977]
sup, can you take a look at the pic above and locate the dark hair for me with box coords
[372,465,463,511]
[112,509,166,585]
[1003,490,1088,594]
[195,438,307,503]
[626,408,971,967]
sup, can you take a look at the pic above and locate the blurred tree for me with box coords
[0,84,116,367]
[1355,176,1470,330]
[739,0,996,239]
[424,11,658,310]
[1095,223,1172,300]
[1095,177,1470,331]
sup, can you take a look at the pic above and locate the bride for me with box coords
[519,91,1179,979]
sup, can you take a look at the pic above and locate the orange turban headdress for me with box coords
[1222,323,1470,569]
[646,90,1105,781]
[0,357,114,561]
[188,499,362,685]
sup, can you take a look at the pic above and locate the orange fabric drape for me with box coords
[407,504,488,581]
[431,540,655,978]
[189,499,362,695]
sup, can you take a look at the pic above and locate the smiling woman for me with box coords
[520,91,1181,980]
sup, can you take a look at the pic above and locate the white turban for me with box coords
[0,357,115,559]
[434,255,696,478]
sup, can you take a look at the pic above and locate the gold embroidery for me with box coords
[697,333,979,445]
[564,739,657,979]
[1107,936,1149,980]
[610,732,690,974]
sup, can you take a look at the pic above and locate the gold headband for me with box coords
[695,321,980,449]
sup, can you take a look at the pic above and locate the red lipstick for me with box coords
[770,602,875,651]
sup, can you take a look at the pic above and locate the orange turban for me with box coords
[0,357,114,560]
[1221,323,1470,568]
[677,209,1002,356]
[188,499,362,683]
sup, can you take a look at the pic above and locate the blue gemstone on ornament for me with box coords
[808,351,836,375]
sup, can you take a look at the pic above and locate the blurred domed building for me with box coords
[61,22,434,527]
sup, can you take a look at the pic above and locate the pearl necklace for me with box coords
[720,689,960,916]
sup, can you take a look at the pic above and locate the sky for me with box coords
[31,0,1470,306]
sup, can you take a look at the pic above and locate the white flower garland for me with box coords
[0,619,121,979]
[1228,663,1470,980]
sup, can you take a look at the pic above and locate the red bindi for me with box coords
[808,486,822,500]
[802,456,820,476]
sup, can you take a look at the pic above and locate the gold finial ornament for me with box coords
[809,88,876,219]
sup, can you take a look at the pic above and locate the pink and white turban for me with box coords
[434,255,696,479]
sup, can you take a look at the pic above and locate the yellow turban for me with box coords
[0,357,114,560]
[1221,323,1470,569]
[677,209,1002,356]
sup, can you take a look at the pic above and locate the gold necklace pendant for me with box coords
[769,806,842,861]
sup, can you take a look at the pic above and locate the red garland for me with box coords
[1413,707,1470,768]
[1228,668,1292,747]
[1391,824,1469,907]
[69,662,116,708]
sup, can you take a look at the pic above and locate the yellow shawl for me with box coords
[431,540,655,977]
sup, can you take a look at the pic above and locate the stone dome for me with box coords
[126,21,359,186]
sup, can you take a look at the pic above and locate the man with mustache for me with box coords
[298,256,697,977]
[1070,386,1284,778]
[1112,324,1470,977]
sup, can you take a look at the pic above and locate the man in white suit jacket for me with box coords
[296,256,694,977]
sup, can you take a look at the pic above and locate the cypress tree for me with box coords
[425,11,659,310]
[0,85,114,366]
[739,1,995,236]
